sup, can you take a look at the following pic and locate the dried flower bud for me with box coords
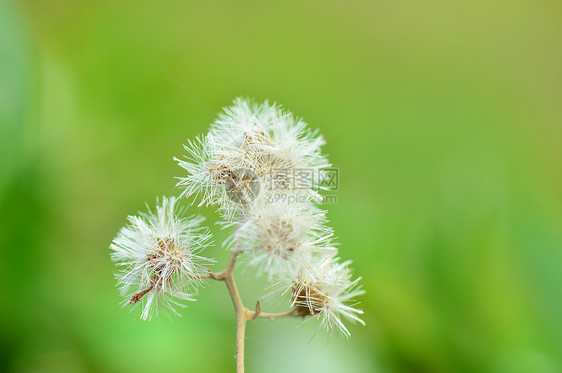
[289,256,365,338]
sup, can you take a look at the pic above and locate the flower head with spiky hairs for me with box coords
[175,98,330,218]
[110,196,214,320]
[289,256,365,338]
[228,201,336,279]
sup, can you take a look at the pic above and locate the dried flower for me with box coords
[175,98,330,217]
[289,256,365,338]
[229,201,335,279]
[110,196,214,320]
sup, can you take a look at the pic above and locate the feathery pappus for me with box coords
[289,255,365,338]
[110,196,214,320]
[228,201,336,279]
[175,98,330,218]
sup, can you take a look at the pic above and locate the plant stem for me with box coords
[235,308,248,372]
[250,309,297,319]
[223,253,247,372]
[207,252,296,372]
[210,252,247,372]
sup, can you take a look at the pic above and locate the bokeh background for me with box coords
[1,0,561,372]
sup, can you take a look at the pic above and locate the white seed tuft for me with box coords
[110,196,214,320]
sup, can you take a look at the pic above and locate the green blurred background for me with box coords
[1,0,561,372]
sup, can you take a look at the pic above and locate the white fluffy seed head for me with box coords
[289,256,365,338]
[110,196,214,320]
[210,98,328,172]
[227,202,336,280]
[175,98,330,218]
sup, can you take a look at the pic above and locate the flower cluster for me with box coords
[176,98,365,337]
[110,98,364,337]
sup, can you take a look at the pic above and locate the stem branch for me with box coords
[209,251,297,372]
[251,309,297,320]
[216,252,247,372]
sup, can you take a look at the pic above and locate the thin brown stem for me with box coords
[215,252,247,372]
[250,309,297,320]
[210,251,298,372]
[194,271,215,280]
[235,308,248,372]
[127,286,153,305]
